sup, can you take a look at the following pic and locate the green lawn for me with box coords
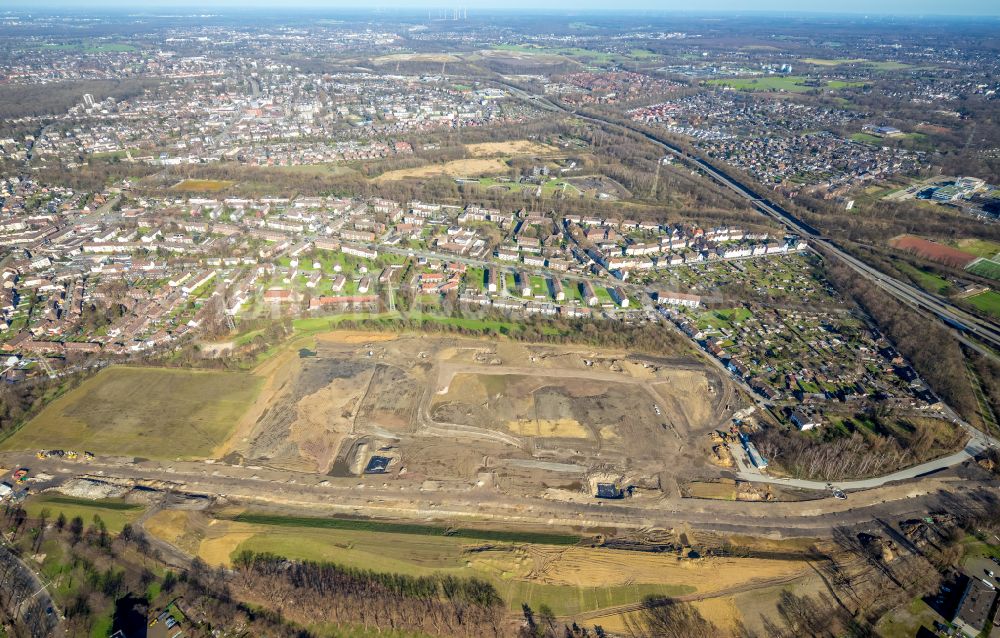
[23,494,144,533]
[231,512,581,545]
[292,313,402,334]
[895,262,952,295]
[699,307,753,332]
[966,290,1000,319]
[874,597,941,638]
[955,239,1000,259]
[850,132,884,144]
[414,315,533,334]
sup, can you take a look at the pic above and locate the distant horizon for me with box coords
[4,2,1000,19]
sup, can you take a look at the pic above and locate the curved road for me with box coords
[731,437,993,492]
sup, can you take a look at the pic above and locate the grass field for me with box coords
[231,512,582,545]
[966,258,1000,281]
[801,58,911,71]
[151,510,709,616]
[706,76,864,93]
[874,597,942,638]
[966,290,1000,319]
[23,495,144,533]
[850,132,884,144]
[955,239,1000,259]
[144,502,810,619]
[171,178,234,192]
[698,307,754,332]
[895,262,952,295]
[0,367,261,459]
[288,313,565,339]
[230,527,692,615]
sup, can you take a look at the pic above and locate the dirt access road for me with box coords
[6,451,996,540]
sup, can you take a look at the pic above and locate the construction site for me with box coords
[221,331,740,501]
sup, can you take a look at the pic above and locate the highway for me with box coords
[499,83,1000,359]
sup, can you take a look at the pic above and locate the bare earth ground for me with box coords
[229,332,736,496]
[464,140,559,157]
[375,158,511,181]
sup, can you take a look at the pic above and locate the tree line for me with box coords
[232,550,508,637]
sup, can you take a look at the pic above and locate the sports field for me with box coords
[966,258,1000,281]
[0,367,261,459]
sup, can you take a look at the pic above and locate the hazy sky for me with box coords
[9,0,1000,16]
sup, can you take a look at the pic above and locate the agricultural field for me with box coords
[170,178,234,192]
[487,44,660,66]
[144,508,810,618]
[0,367,261,459]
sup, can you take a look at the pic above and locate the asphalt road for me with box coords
[733,438,991,491]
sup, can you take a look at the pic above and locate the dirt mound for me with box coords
[56,478,130,499]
